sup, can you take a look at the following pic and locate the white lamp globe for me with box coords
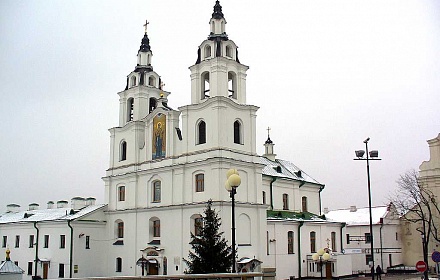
[225,180,232,191]
[227,174,241,188]
[323,252,330,261]
[312,253,319,261]
[317,248,325,256]
[226,168,239,179]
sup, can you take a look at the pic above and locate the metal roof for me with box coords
[0,204,106,224]
[261,157,322,185]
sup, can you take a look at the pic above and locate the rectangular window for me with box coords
[2,236,7,248]
[395,232,398,241]
[262,191,266,205]
[59,263,65,278]
[365,254,373,265]
[86,236,90,249]
[266,231,270,255]
[60,235,66,249]
[117,222,124,238]
[302,196,308,212]
[331,232,336,252]
[194,218,203,236]
[153,220,160,237]
[283,194,289,210]
[346,234,350,244]
[195,174,204,192]
[287,231,294,254]
[118,186,125,201]
[365,232,372,244]
[27,262,33,275]
[29,235,34,248]
[153,181,161,202]
[44,235,49,248]
[15,235,20,248]
[310,231,316,253]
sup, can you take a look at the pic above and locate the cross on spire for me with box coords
[144,20,149,34]
[267,127,271,138]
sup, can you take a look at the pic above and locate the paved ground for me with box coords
[354,274,438,280]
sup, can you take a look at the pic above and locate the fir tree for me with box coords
[184,199,233,273]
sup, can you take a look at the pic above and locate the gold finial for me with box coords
[6,248,11,261]
[160,92,164,98]
[144,20,149,34]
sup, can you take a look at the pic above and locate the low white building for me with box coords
[0,198,107,280]
[325,204,403,274]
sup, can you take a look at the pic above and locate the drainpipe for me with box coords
[380,218,384,271]
[340,223,346,253]
[298,221,304,280]
[318,185,325,215]
[33,222,40,278]
[270,177,276,210]
[67,220,74,278]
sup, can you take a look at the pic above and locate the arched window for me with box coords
[195,173,204,192]
[131,76,137,87]
[149,98,157,113]
[149,76,156,87]
[233,120,242,144]
[120,141,127,161]
[331,231,336,251]
[204,45,211,58]
[288,231,294,254]
[127,98,134,122]
[115,221,124,238]
[302,196,308,212]
[226,45,232,58]
[118,186,125,202]
[197,121,206,144]
[310,231,316,253]
[152,181,161,202]
[201,72,210,99]
[237,214,251,245]
[282,193,289,210]
[116,257,122,272]
[228,72,237,98]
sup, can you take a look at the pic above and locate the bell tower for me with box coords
[189,1,248,105]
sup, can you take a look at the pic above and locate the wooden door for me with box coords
[43,263,49,279]
[148,263,158,275]
[325,262,332,279]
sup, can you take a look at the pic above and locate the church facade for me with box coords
[102,2,348,279]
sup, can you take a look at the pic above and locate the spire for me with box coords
[263,127,276,161]
[139,20,151,52]
[212,1,224,19]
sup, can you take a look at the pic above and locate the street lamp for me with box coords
[354,137,381,280]
[225,168,241,273]
[312,248,331,280]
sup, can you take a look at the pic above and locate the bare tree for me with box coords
[390,169,440,280]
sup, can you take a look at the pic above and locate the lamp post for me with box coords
[312,248,331,280]
[354,137,381,280]
[225,168,241,273]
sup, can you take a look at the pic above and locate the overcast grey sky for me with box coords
[1,0,439,212]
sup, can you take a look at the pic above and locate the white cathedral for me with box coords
[0,2,355,279]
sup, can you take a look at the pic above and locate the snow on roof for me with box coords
[0,204,106,224]
[0,260,24,274]
[261,157,322,185]
[325,206,389,226]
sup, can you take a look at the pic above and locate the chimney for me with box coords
[57,200,69,208]
[349,205,357,212]
[85,197,96,206]
[323,207,329,214]
[28,203,39,211]
[6,204,20,213]
[71,197,85,210]
[47,201,54,209]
